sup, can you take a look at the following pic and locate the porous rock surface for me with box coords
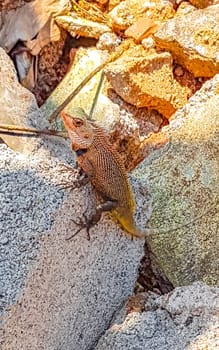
[0,49,147,350]
[154,4,219,77]
[0,142,146,350]
[95,282,219,350]
[105,46,190,117]
[133,74,219,286]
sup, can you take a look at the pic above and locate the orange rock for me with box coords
[154,5,219,77]
[189,0,219,8]
[125,17,160,43]
[106,47,190,118]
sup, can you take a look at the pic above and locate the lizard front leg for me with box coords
[58,165,91,190]
[66,199,118,241]
[58,150,93,190]
[89,199,118,227]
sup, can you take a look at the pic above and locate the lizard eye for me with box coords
[74,118,83,127]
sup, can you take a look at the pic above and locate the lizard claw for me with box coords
[66,214,92,241]
[66,204,104,241]
[58,180,78,191]
[58,163,76,173]
[57,164,78,191]
[65,200,117,241]
[58,165,90,191]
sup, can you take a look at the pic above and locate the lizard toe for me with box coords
[66,214,94,241]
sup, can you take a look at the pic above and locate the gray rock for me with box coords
[95,282,219,350]
[0,43,148,349]
[0,47,74,161]
[0,142,145,349]
[133,74,219,286]
[0,47,48,153]
[96,32,121,51]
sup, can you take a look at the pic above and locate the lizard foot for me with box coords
[66,200,118,241]
[58,166,90,191]
[58,180,81,191]
[66,213,98,241]
[57,164,78,190]
[58,163,76,173]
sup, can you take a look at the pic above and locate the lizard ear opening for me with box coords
[83,134,90,139]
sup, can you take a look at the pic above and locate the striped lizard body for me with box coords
[61,107,145,239]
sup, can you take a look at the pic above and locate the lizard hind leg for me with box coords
[67,213,93,241]
[66,199,118,241]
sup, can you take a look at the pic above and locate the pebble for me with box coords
[174,65,184,77]
[0,236,9,245]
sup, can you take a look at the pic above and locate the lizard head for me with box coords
[61,108,95,150]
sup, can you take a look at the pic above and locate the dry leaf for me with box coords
[0,0,71,52]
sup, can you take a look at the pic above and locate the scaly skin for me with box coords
[61,107,145,239]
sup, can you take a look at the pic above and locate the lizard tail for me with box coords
[115,214,151,239]
[126,227,151,239]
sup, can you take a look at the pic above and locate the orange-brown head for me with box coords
[61,108,95,150]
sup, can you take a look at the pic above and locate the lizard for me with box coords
[61,107,148,240]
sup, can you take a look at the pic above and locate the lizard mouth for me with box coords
[61,111,75,131]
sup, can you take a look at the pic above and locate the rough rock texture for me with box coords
[0,143,74,316]
[154,5,219,77]
[108,0,175,30]
[176,2,196,17]
[0,47,48,153]
[133,75,219,286]
[105,46,190,117]
[96,32,121,51]
[55,15,111,40]
[0,44,150,349]
[0,142,147,350]
[95,282,219,350]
